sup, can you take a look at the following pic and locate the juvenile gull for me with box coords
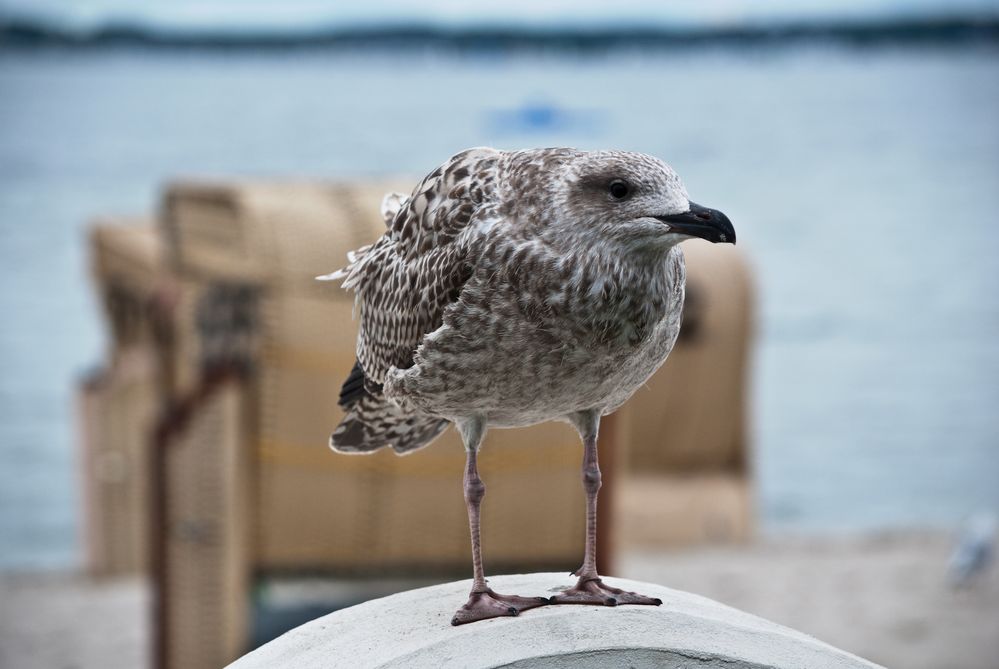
[319,147,735,625]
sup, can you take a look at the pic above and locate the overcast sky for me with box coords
[2,0,997,30]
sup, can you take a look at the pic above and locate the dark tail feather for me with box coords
[338,359,375,408]
[331,394,449,455]
[331,360,448,455]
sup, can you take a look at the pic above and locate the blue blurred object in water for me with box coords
[487,99,603,135]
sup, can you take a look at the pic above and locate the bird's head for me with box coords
[547,150,735,253]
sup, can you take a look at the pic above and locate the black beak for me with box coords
[655,202,736,245]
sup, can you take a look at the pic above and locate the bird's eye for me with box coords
[609,180,630,200]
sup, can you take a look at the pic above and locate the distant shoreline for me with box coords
[2,15,998,52]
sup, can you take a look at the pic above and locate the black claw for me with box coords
[606,597,617,606]
[507,607,517,615]
[653,598,663,605]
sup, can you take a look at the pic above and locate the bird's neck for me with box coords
[563,244,685,344]
[575,241,681,290]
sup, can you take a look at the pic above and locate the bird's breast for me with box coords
[561,247,684,347]
[391,245,686,426]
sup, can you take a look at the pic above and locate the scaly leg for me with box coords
[452,417,550,625]
[550,410,662,607]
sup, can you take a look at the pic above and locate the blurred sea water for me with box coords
[0,44,997,568]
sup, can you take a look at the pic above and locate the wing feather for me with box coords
[332,147,503,384]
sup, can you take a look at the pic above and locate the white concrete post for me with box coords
[227,573,883,669]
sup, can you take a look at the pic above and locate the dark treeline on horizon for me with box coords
[1,15,998,51]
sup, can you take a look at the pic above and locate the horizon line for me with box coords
[2,13,998,50]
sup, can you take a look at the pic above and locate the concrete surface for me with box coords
[226,572,883,669]
[0,572,149,669]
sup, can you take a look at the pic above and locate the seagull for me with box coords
[948,512,996,587]
[318,147,735,625]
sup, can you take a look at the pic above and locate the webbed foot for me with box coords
[549,576,662,607]
[451,588,550,626]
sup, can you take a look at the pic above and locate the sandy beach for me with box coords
[621,532,999,669]
[1,531,995,669]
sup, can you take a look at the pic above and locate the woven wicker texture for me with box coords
[163,382,251,668]
[78,348,158,575]
[82,220,164,575]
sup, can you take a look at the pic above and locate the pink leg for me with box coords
[452,419,549,625]
[550,411,662,607]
